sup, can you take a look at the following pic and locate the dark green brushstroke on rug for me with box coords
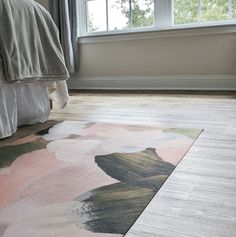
[36,126,54,136]
[95,148,174,182]
[0,138,47,168]
[71,148,175,235]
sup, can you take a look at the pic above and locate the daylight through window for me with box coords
[86,0,154,32]
[80,0,236,35]
[174,0,236,24]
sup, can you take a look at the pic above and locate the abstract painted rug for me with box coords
[0,121,202,237]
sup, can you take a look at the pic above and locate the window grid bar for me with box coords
[106,0,109,30]
[197,0,202,22]
[86,1,89,32]
[155,0,172,28]
[228,0,233,17]
[129,0,132,28]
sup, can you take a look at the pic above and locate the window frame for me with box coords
[77,0,236,37]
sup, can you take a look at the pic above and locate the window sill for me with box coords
[78,21,236,44]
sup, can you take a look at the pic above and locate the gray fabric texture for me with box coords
[49,0,79,73]
[0,0,69,82]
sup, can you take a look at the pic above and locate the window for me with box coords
[79,0,236,36]
[174,0,236,24]
[85,0,154,32]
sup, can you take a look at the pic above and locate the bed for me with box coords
[0,0,69,139]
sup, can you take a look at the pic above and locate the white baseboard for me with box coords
[67,75,236,90]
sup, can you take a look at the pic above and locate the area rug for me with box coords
[0,121,202,237]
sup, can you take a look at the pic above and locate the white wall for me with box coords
[69,26,236,90]
[78,34,236,77]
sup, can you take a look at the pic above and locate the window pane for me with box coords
[87,0,107,32]
[108,0,130,30]
[232,0,236,18]
[201,0,229,22]
[131,0,154,28]
[174,0,234,25]
[174,0,198,24]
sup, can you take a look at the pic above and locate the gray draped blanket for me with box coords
[0,0,69,82]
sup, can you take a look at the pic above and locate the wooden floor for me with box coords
[51,91,236,237]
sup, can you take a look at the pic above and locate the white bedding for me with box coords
[0,50,50,139]
[0,0,69,82]
[0,83,50,138]
[0,0,70,139]
[0,56,68,139]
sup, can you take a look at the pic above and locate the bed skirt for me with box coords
[0,83,50,138]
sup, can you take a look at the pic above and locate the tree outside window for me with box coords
[86,0,236,33]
